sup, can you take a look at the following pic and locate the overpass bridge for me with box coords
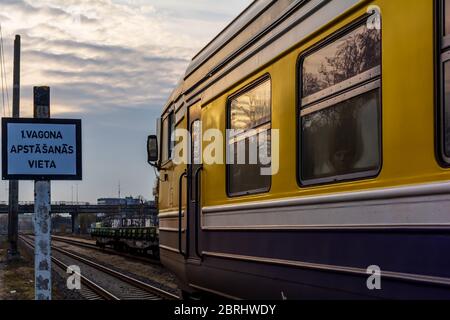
[0,202,156,215]
[0,201,157,233]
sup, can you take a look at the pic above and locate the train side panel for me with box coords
[158,0,450,299]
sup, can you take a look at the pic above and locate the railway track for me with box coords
[51,235,161,266]
[19,235,180,300]
[20,235,116,300]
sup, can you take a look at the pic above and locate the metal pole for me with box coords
[33,86,51,300]
[7,35,20,259]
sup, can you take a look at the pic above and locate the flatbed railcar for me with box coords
[91,227,159,258]
[147,0,450,299]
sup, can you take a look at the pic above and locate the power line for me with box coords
[1,27,10,116]
[0,23,10,117]
[0,25,5,117]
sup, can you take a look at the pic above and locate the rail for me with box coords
[19,235,179,300]
[19,235,119,300]
[51,235,161,265]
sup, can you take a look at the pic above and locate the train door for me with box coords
[187,103,202,261]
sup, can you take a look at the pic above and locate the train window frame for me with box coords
[438,0,450,165]
[190,119,202,201]
[161,114,168,163]
[226,74,272,198]
[297,14,383,187]
[191,119,202,166]
[167,111,175,160]
[161,110,175,165]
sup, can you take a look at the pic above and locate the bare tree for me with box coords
[302,26,381,97]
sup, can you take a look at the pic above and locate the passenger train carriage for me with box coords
[147,0,450,299]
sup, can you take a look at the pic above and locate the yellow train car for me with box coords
[147,0,450,299]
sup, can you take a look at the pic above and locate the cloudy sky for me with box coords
[0,0,251,203]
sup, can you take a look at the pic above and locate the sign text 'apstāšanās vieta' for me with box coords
[10,129,75,169]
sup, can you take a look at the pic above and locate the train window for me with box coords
[161,116,169,162]
[227,77,271,196]
[161,111,175,162]
[299,16,381,186]
[445,0,450,36]
[192,120,202,165]
[440,0,450,163]
[167,112,175,160]
[444,61,450,157]
[191,120,202,201]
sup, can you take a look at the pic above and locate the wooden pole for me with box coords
[7,35,20,259]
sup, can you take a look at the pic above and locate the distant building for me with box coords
[97,196,141,206]
[145,200,156,207]
[0,215,7,235]
[51,214,71,234]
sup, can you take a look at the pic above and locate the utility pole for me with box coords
[118,181,122,222]
[7,35,20,260]
[33,86,51,300]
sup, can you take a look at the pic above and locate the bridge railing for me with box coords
[11,201,92,206]
[0,201,154,206]
[51,201,92,206]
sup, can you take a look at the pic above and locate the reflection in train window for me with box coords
[299,17,382,185]
[191,119,202,201]
[302,23,381,100]
[227,77,271,196]
[192,120,202,165]
[230,80,271,131]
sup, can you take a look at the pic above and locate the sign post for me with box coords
[33,87,52,300]
[1,86,82,300]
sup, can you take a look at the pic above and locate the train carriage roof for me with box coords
[163,0,287,112]
[162,0,360,113]
[185,0,274,78]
